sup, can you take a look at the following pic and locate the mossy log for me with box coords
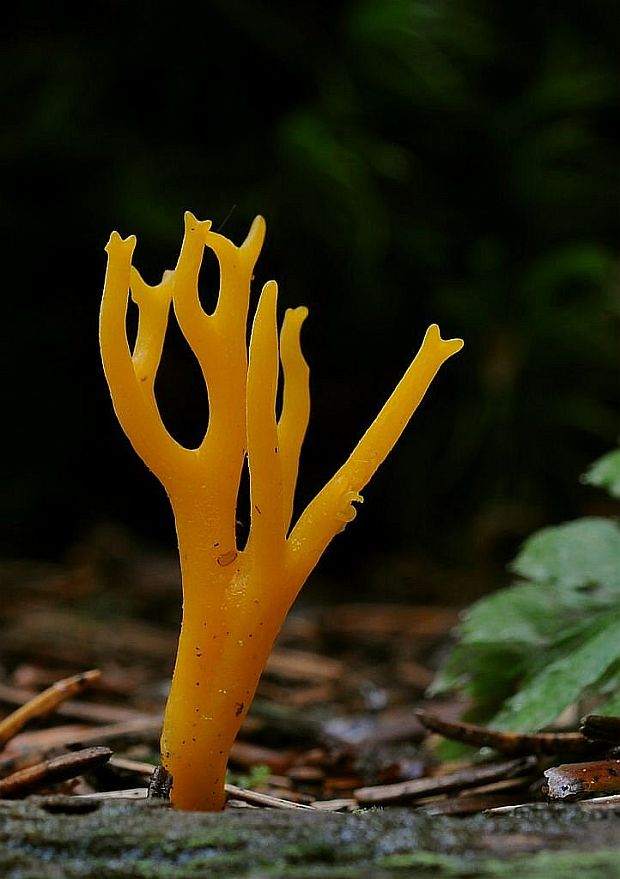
[1,796,619,878]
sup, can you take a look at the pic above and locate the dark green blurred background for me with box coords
[2,0,619,601]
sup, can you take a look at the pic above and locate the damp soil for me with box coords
[1,796,620,879]
[3,549,620,878]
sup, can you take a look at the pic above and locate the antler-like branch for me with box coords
[170,215,266,537]
[278,307,310,534]
[172,212,214,369]
[286,324,463,587]
[173,213,266,417]
[130,266,172,388]
[100,232,188,481]
[246,280,286,564]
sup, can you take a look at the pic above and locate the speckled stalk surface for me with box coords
[1,797,619,878]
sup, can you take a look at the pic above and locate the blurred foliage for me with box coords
[583,448,620,499]
[1,1,618,597]
[432,450,620,730]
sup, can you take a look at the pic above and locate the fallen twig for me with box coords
[110,756,157,777]
[421,793,526,816]
[0,681,153,726]
[580,714,620,744]
[310,798,358,811]
[485,793,620,814]
[416,709,597,756]
[5,717,162,759]
[79,788,148,800]
[544,759,620,800]
[224,783,318,810]
[0,746,112,798]
[354,757,536,805]
[0,670,101,750]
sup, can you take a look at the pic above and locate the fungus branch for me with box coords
[100,233,181,479]
[286,323,463,589]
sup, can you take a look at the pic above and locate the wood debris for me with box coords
[79,788,148,800]
[310,797,357,811]
[0,680,152,725]
[0,670,100,749]
[416,709,598,756]
[5,717,162,757]
[354,757,536,805]
[0,746,112,798]
[580,714,620,744]
[3,556,620,816]
[224,783,318,811]
[544,759,620,800]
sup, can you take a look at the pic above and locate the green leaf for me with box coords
[491,613,620,731]
[428,466,620,731]
[431,568,618,711]
[510,517,620,594]
[458,582,567,647]
[430,641,526,705]
[582,449,620,499]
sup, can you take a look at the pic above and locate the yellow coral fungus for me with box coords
[100,212,463,811]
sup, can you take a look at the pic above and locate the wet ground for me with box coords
[2,796,620,878]
[2,542,620,877]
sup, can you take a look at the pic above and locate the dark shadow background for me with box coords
[2,0,619,603]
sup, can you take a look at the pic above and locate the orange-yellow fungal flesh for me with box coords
[99,214,463,811]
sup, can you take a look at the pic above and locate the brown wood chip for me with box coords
[0,746,112,798]
[354,758,536,805]
[544,759,620,800]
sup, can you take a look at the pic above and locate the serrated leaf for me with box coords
[490,613,620,731]
[431,576,613,712]
[458,582,566,647]
[510,517,620,594]
[428,465,620,731]
[582,449,620,499]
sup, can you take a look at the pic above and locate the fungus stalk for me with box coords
[100,213,463,811]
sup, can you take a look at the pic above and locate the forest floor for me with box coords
[1,528,619,877]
